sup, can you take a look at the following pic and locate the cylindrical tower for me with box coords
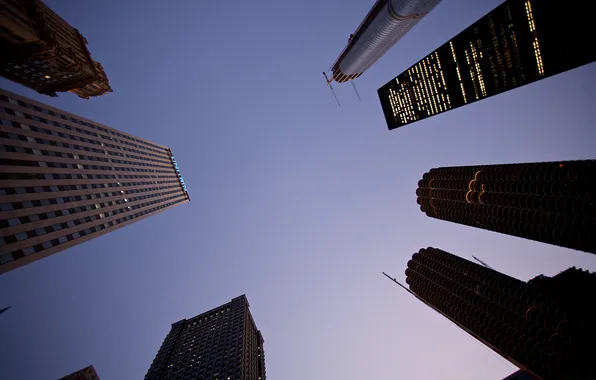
[405,247,596,379]
[416,160,596,254]
[330,0,442,83]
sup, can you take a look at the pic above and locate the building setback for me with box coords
[0,89,190,274]
[0,0,112,99]
[416,160,596,254]
[377,0,596,130]
[405,247,596,379]
[145,295,265,380]
[57,365,99,380]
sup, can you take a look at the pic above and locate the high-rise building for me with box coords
[57,365,99,380]
[325,0,441,84]
[416,160,596,254]
[145,295,265,380]
[378,0,596,130]
[405,247,596,379]
[0,89,190,274]
[0,0,112,99]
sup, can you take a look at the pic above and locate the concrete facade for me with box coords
[0,0,112,98]
[145,295,265,380]
[0,89,190,274]
[416,160,596,254]
[406,247,596,379]
[57,365,99,380]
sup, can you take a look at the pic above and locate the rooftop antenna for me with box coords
[382,272,412,293]
[472,256,493,270]
[322,72,341,107]
[351,81,361,101]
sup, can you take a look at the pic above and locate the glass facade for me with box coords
[378,0,596,130]
[0,89,190,274]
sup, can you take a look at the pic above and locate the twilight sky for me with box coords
[1,0,596,379]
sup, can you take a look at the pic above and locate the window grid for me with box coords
[0,90,189,273]
[1,196,186,261]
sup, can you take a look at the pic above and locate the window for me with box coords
[0,203,13,211]
[0,254,13,264]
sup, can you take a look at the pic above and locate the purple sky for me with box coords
[1,0,596,379]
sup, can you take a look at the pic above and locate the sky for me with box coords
[1,0,596,379]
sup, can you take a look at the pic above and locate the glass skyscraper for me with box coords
[378,0,596,130]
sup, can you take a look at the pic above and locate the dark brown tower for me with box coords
[0,0,112,98]
[405,247,596,379]
[145,295,265,380]
[416,160,596,254]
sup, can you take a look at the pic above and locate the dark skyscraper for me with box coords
[0,89,190,274]
[377,0,596,130]
[0,0,112,99]
[416,160,596,254]
[57,365,99,380]
[405,247,596,379]
[145,295,265,380]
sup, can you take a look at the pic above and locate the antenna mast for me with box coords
[472,256,493,270]
[351,81,361,101]
[322,72,341,107]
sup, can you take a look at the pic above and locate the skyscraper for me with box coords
[416,160,596,254]
[145,295,265,380]
[57,365,99,380]
[405,247,596,379]
[0,89,190,274]
[377,0,596,130]
[0,0,112,99]
[325,0,441,84]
